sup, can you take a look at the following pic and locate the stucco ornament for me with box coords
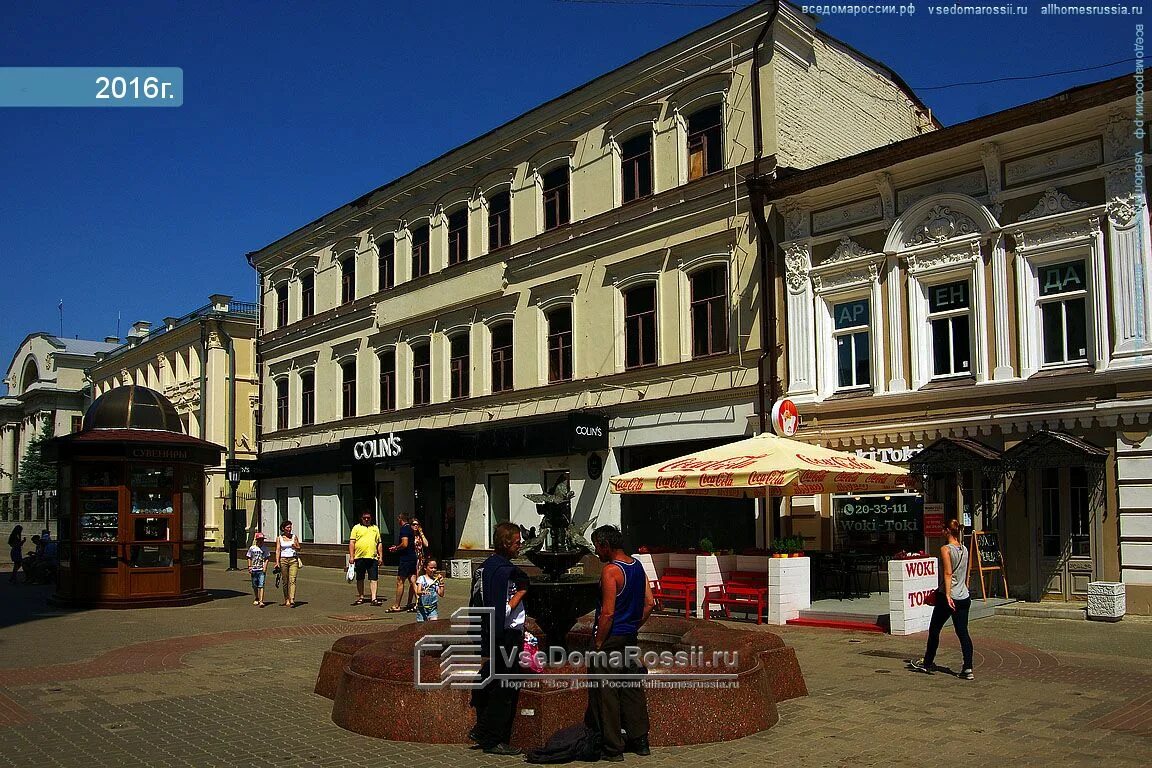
[783,242,811,293]
[905,205,979,247]
[1020,188,1089,221]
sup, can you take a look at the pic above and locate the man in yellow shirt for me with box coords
[348,511,384,606]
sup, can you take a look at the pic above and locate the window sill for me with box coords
[827,388,874,401]
[920,376,976,390]
[1030,363,1093,378]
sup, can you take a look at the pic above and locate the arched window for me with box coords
[275,378,289,430]
[490,322,513,393]
[624,283,657,368]
[275,283,289,328]
[449,333,470,399]
[687,104,723,181]
[378,350,396,412]
[377,238,395,291]
[542,166,570,231]
[300,371,316,426]
[690,265,728,357]
[340,255,356,304]
[546,306,573,382]
[341,360,357,418]
[300,271,315,318]
[447,208,468,266]
[412,343,431,406]
[488,190,511,251]
[411,224,430,279]
[621,133,653,203]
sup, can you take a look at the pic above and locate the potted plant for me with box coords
[698,537,715,554]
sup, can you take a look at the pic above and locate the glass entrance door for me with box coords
[1037,467,1094,601]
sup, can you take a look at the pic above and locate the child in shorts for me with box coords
[415,559,444,621]
[246,532,269,607]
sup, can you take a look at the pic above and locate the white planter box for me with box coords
[735,555,771,573]
[766,556,811,624]
[1087,581,1125,621]
[668,553,696,570]
[888,557,938,635]
[632,553,669,583]
[449,558,473,580]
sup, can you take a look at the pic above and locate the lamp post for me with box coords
[225,460,241,571]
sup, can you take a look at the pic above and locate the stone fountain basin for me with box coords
[316,614,807,749]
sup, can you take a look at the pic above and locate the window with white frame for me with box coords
[340,254,356,304]
[275,283,289,328]
[487,190,511,251]
[690,265,728,358]
[490,322,513,393]
[412,342,430,406]
[621,133,653,203]
[546,306,573,383]
[542,166,570,231]
[275,377,289,430]
[411,224,430,279]
[1038,259,1088,365]
[447,208,468,266]
[833,298,871,389]
[449,333,470,400]
[927,280,972,377]
[300,370,315,426]
[341,360,357,418]
[300,271,315,318]
[377,238,395,291]
[378,349,396,412]
[624,283,657,368]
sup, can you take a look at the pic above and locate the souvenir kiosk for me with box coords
[46,385,223,607]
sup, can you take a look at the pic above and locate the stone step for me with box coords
[995,602,1085,620]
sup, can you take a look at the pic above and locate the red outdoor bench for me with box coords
[650,568,696,616]
[704,571,768,624]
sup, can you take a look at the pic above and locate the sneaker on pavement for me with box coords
[959,668,974,680]
[908,658,935,674]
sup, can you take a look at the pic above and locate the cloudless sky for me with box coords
[0,0,1137,393]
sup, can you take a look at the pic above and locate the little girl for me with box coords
[415,559,444,621]
[246,532,269,607]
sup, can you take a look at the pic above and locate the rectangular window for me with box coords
[379,350,396,412]
[621,133,653,203]
[1039,260,1088,365]
[1041,467,1061,557]
[300,372,315,426]
[487,474,510,550]
[1070,466,1090,557]
[341,256,356,304]
[300,271,315,318]
[690,266,728,358]
[547,306,573,383]
[276,283,289,328]
[542,166,570,231]
[450,334,470,400]
[928,280,971,377]
[275,378,289,430]
[624,284,657,368]
[275,487,289,532]
[70,415,82,434]
[491,323,514,393]
[377,238,395,291]
[340,484,354,543]
[300,486,314,543]
[412,344,430,406]
[341,361,356,419]
[411,225,430,279]
[688,105,723,181]
[488,191,511,251]
[447,208,468,266]
[833,298,871,389]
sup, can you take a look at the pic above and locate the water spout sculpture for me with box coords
[520,478,600,651]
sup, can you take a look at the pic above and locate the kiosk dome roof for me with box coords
[83,385,184,433]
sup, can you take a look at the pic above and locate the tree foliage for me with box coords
[15,420,56,493]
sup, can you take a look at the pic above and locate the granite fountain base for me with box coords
[316,614,807,750]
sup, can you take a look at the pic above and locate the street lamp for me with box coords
[225,460,241,571]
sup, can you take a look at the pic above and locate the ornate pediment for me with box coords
[1019,188,1089,221]
[905,205,979,247]
[824,237,873,265]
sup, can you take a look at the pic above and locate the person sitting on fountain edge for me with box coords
[469,521,528,756]
[586,524,655,762]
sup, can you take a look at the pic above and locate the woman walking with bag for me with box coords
[275,520,302,607]
[8,525,25,583]
[910,519,975,680]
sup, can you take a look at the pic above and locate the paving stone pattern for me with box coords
[0,559,1148,767]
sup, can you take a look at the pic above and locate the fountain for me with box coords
[519,478,600,652]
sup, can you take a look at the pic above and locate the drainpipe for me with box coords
[748,2,782,546]
[198,318,209,440]
[215,316,239,566]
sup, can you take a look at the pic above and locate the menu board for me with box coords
[975,531,1003,566]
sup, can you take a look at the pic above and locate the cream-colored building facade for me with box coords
[249,2,932,563]
[755,77,1152,613]
[1,334,118,524]
[89,295,259,547]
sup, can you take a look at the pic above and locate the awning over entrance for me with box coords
[1001,431,1108,471]
[908,437,1002,475]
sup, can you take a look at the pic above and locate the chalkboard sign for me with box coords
[969,530,1008,599]
[975,532,1002,565]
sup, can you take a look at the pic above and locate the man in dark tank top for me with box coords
[585,525,655,761]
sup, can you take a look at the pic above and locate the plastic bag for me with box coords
[346,562,356,583]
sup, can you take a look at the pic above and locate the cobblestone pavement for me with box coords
[0,558,1148,767]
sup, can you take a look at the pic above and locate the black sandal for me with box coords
[352,597,365,606]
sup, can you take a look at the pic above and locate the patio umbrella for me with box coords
[609,431,911,498]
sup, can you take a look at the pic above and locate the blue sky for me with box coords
[0,0,1136,392]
